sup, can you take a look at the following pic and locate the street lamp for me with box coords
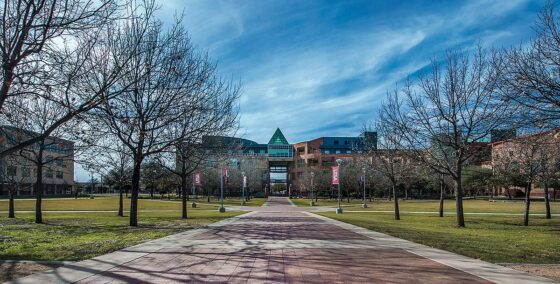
[310,172,315,206]
[336,159,343,214]
[191,172,197,208]
[362,167,368,208]
[219,166,225,213]
[241,171,246,206]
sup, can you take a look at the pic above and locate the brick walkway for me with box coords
[8,197,555,284]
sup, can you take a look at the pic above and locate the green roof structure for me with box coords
[268,128,289,145]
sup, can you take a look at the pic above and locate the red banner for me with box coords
[222,167,229,184]
[194,171,201,186]
[331,166,339,185]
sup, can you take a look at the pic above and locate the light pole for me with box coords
[310,172,315,206]
[219,166,225,213]
[336,159,343,214]
[362,167,367,208]
[191,172,197,208]
[241,171,246,206]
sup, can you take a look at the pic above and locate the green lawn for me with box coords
[204,197,268,207]
[0,196,267,212]
[319,212,560,264]
[0,210,242,261]
[292,198,560,214]
[0,196,246,260]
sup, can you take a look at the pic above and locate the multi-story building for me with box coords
[491,128,560,198]
[197,129,377,196]
[0,126,74,196]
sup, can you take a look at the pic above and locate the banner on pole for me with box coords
[222,167,229,184]
[194,171,201,186]
[331,166,339,185]
[243,175,247,188]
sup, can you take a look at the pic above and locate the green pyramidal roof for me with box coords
[268,128,289,145]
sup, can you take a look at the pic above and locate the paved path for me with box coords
[7,197,555,283]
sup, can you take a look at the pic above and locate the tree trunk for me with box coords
[404,186,408,200]
[387,188,391,201]
[8,187,15,218]
[393,183,400,220]
[544,182,551,219]
[439,178,444,218]
[130,155,142,227]
[118,187,124,217]
[506,187,512,200]
[35,149,44,224]
[453,176,465,227]
[524,182,532,226]
[181,174,188,219]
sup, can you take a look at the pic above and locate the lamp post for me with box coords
[310,172,315,206]
[219,166,225,213]
[191,172,197,208]
[362,167,367,208]
[336,159,343,214]
[241,171,246,206]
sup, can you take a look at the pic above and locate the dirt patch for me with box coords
[0,262,63,282]
[503,264,560,282]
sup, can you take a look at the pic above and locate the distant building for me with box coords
[196,129,377,196]
[0,126,74,197]
[491,128,560,199]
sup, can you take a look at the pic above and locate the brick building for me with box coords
[0,126,74,197]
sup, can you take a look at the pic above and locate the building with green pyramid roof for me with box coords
[193,128,375,197]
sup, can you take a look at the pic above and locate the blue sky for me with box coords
[75,0,543,181]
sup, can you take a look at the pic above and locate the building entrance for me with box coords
[269,164,289,196]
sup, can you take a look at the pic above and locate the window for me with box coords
[335,150,341,154]
[324,150,330,154]
[347,150,352,154]
[334,140,339,145]
[56,171,63,179]
[45,168,53,178]
[21,167,30,177]
[55,158,63,167]
[345,140,349,145]
[7,166,17,177]
[45,155,54,164]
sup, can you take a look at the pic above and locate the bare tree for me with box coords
[0,153,28,218]
[1,96,76,223]
[493,129,551,226]
[92,6,239,226]
[371,119,416,220]
[502,1,560,126]
[0,1,139,158]
[381,48,511,227]
[80,136,132,216]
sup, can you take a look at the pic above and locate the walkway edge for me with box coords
[304,211,557,284]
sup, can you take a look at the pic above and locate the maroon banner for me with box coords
[194,171,201,186]
[331,166,339,185]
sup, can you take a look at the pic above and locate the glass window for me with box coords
[45,168,53,178]
[56,171,63,179]
[324,150,330,154]
[336,150,341,154]
[21,167,30,177]
[7,166,17,176]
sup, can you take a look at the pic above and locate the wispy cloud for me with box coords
[161,0,538,144]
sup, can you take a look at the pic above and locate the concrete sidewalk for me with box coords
[6,197,555,283]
